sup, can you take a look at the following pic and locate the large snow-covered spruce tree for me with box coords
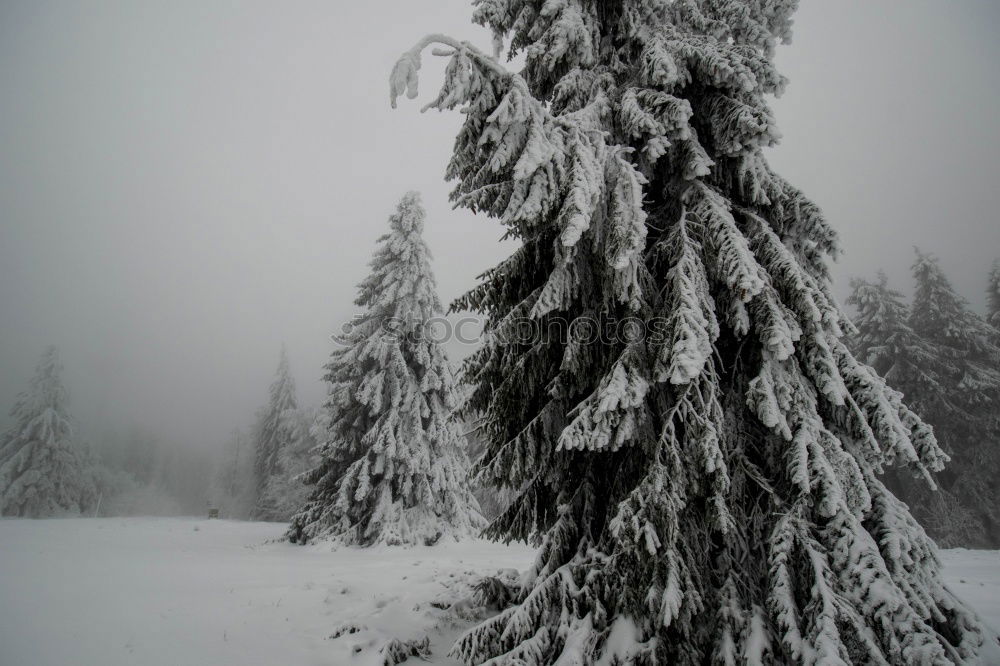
[288,192,484,546]
[390,2,988,663]
[0,346,94,517]
[252,347,300,520]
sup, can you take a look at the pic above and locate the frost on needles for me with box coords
[288,192,485,546]
[390,1,988,664]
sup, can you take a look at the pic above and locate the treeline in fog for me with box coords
[849,253,1000,547]
[2,248,998,551]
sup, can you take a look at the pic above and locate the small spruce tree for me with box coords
[288,192,484,546]
[253,347,299,521]
[390,2,989,662]
[0,346,95,517]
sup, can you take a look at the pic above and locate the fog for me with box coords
[1,0,998,455]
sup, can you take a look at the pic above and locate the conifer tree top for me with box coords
[16,345,67,414]
[253,345,300,521]
[268,346,297,412]
[354,191,442,327]
[5,345,72,445]
[848,273,918,370]
[912,249,996,352]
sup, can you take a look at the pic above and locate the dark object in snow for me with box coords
[208,508,219,519]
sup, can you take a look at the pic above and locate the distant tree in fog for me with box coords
[848,272,984,545]
[907,250,1000,546]
[153,441,213,515]
[114,426,159,486]
[87,423,214,517]
[848,271,943,391]
[0,346,95,517]
[213,428,255,519]
[852,253,1000,547]
[255,406,321,522]
[252,347,299,521]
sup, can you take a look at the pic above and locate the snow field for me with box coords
[0,517,997,665]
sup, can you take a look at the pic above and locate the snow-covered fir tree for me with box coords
[0,346,95,517]
[906,251,1000,547]
[288,192,484,546]
[253,347,299,521]
[847,272,985,546]
[390,2,989,662]
[988,259,1000,331]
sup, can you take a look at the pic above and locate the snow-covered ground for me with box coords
[0,518,997,666]
[0,518,532,665]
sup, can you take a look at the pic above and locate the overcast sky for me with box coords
[1,1,998,452]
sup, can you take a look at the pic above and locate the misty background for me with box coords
[1,0,998,461]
